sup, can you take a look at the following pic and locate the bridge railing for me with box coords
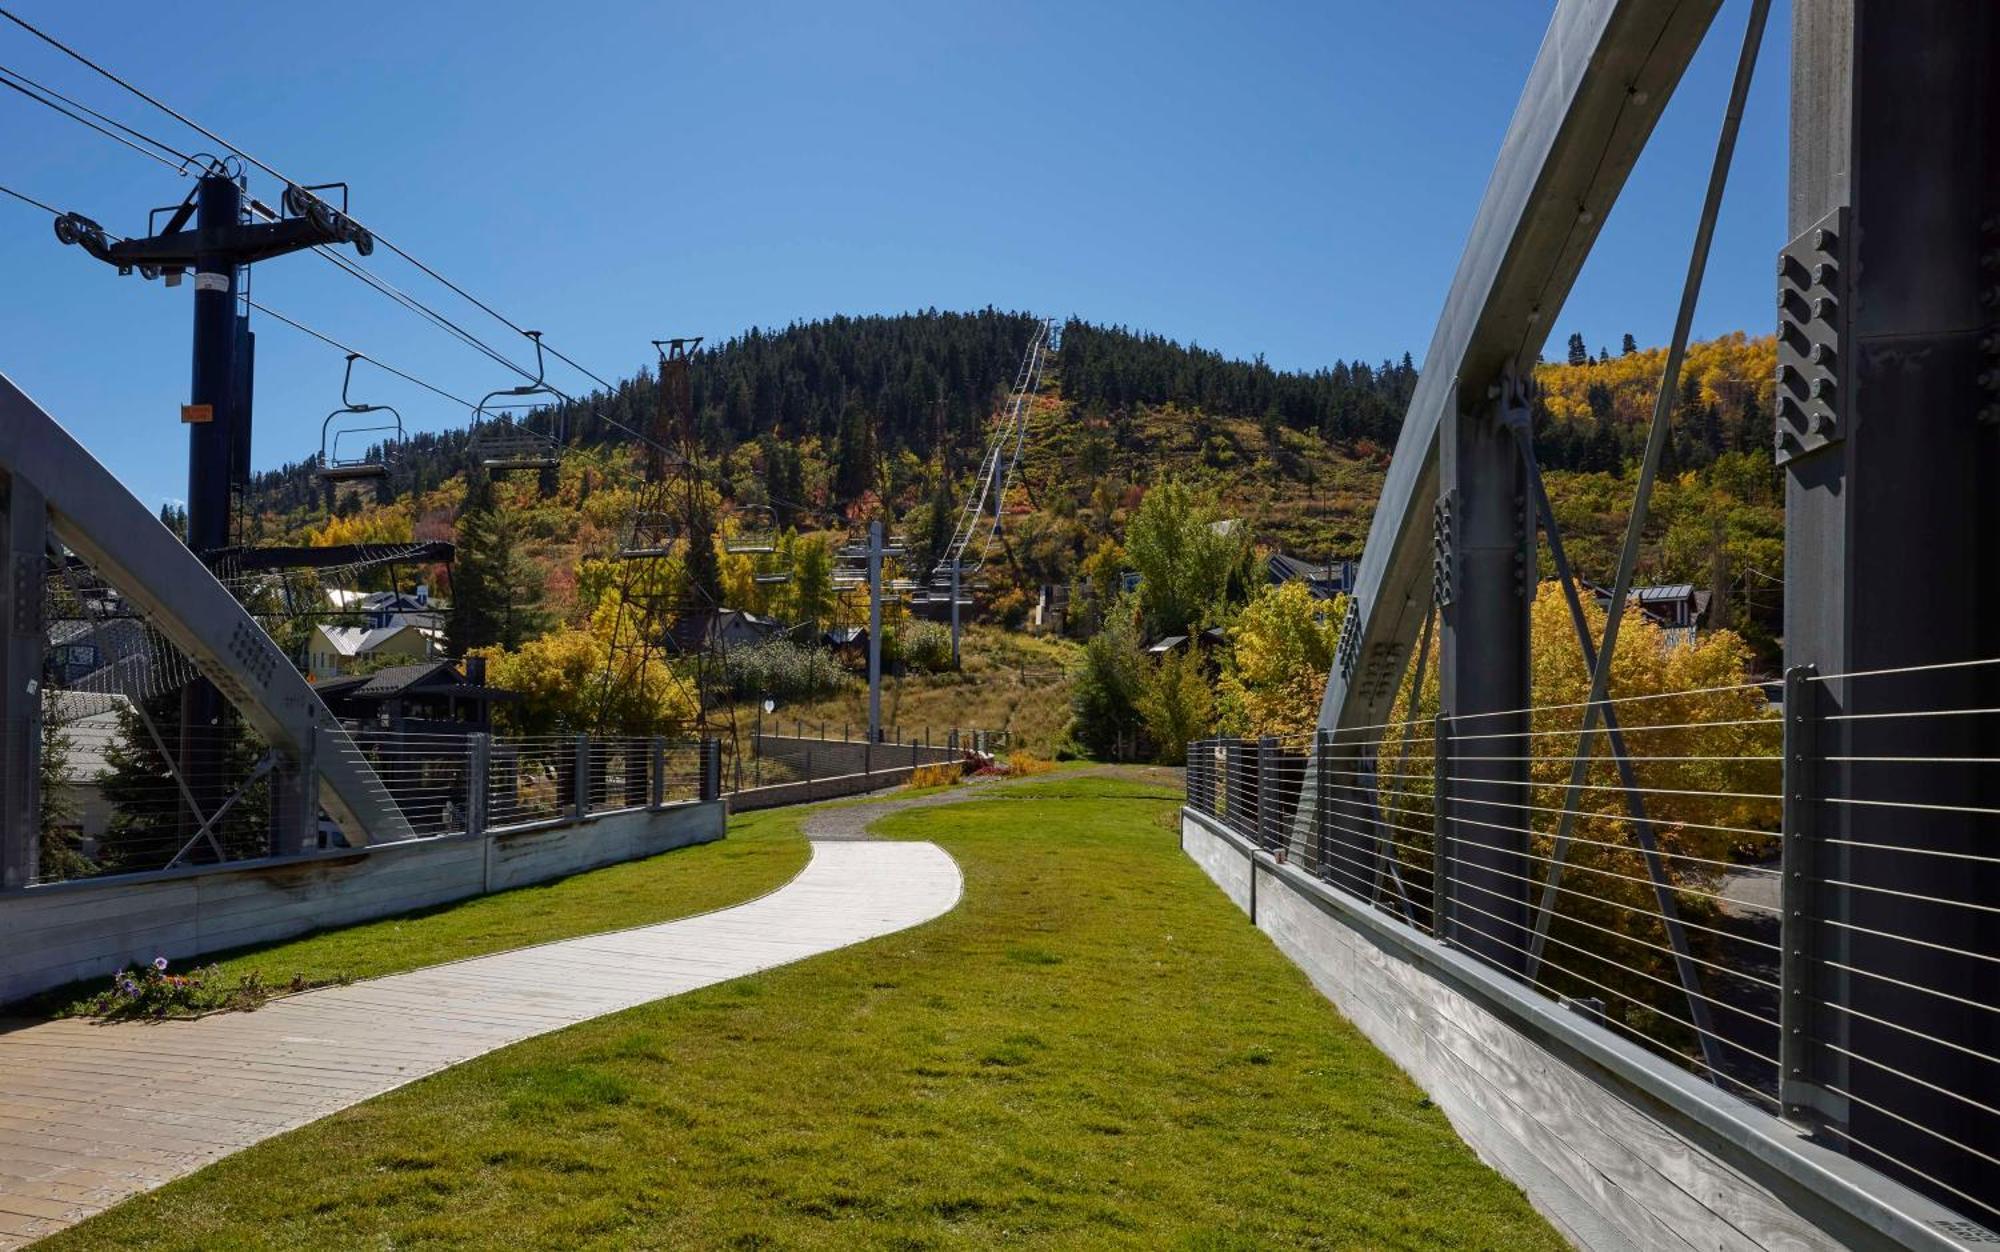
[1187,664,1999,1233]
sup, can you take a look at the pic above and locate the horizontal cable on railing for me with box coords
[1820,998,2000,1068]
[1822,837,2000,865]
[1825,794,2000,818]
[1438,866,1775,989]
[1446,910,1781,1073]
[1319,777,1780,868]
[1435,679,1775,721]
[1446,716,1780,743]
[1818,875,2000,916]
[1446,889,1780,1027]
[1806,655,2000,684]
[1443,819,1748,907]
[1826,707,2000,722]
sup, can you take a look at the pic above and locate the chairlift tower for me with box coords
[53,168,373,855]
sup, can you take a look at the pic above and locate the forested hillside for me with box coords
[238,310,1781,745]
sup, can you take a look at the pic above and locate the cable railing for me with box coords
[719,722,988,796]
[1185,659,2000,1230]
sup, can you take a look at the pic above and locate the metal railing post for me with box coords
[1780,664,1825,1129]
[1257,736,1276,852]
[573,734,590,820]
[649,735,666,808]
[467,733,490,837]
[700,738,721,802]
[1315,730,1331,877]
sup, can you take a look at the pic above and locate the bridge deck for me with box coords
[0,839,962,1246]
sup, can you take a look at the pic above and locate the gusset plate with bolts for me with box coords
[1775,206,1849,466]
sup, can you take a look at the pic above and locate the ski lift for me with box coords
[468,331,563,472]
[318,354,404,482]
[753,571,792,586]
[619,511,680,560]
[724,505,778,554]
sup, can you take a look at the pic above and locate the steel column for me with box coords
[1785,0,2000,1208]
[1436,392,1533,974]
[0,479,44,889]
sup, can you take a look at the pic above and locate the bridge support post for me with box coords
[0,478,45,889]
[1436,394,1532,975]
[1785,0,2000,1208]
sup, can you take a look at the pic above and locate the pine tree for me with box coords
[448,486,549,654]
[1566,332,1589,367]
[1621,333,1638,356]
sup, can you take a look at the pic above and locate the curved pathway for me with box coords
[0,837,961,1247]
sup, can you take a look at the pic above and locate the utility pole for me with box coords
[867,520,883,743]
[949,555,962,671]
[56,170,372,855]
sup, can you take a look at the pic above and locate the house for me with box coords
[1266,553,1357,601]
[308,622,434,681]
[1032,584,1069,633]
[325,586,446,633]
[42,690,133,849]
[1585,581,1710,647]
[824,624,869,662]
[667,607,782,655]
[313,658,512,734]
[1145,635,1188,657]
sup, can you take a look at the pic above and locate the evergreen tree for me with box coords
[448,481,550,653]
[1621,333,1638,356]
[1566,332,1589,367]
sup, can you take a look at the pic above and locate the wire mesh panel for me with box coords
[586,737,654,815]
[334,731,473,841]
[487,736,577,829]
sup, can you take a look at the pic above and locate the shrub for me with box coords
[722,640,852,702]
[1067,599,1143,757]
[907,761,964,789]
[67,958,341,1021]
[1006,751,1056,777]
[1137,649,1214,765]
[891,621,955,673]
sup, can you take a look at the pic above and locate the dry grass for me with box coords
[906,761,964,789]
[726,626,1081,755]
[1004,750,1056,777]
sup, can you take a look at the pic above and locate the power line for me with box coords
[0,66,187,174]
[0,60,193,166]
[0,5,619,394]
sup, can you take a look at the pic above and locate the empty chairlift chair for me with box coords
[318,354,405,485]
[468,331,563,473]
[620,511,680,560]
[725,505,777,555]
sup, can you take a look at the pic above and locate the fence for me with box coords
[721,724,969,809]
[1185,662,1999,1242]
[34,728,721,884]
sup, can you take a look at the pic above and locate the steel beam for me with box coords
[1316,0,1721,739]
[1784,0,2000,1212]
[0,373,413,847]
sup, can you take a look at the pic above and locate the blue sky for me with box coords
[0,0,1787,511]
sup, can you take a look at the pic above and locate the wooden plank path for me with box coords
[0,838,961,1247]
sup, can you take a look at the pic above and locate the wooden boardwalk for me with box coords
[0,839,961,1247]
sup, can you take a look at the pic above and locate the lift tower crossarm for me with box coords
[1317,0,1721,736]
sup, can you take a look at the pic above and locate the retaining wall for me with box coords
[1180,807,1965,1252]
[0,800,725,1005]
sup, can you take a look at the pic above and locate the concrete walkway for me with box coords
[0,838,962,1247]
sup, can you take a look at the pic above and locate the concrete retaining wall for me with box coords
[728,766,921,813]
[753,733,958,778]
[1179,808,1912,1252]
[0,800,725,1005]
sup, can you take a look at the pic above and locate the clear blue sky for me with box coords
[0,0,1788,512]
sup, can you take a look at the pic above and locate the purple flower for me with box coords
[152,956,168,972]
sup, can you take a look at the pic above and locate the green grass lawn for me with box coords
[47,776,1561,1250]
[31,806,812,1019]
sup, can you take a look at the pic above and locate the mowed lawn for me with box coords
[34,806,811,1017]
[47,776,1562,1250]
